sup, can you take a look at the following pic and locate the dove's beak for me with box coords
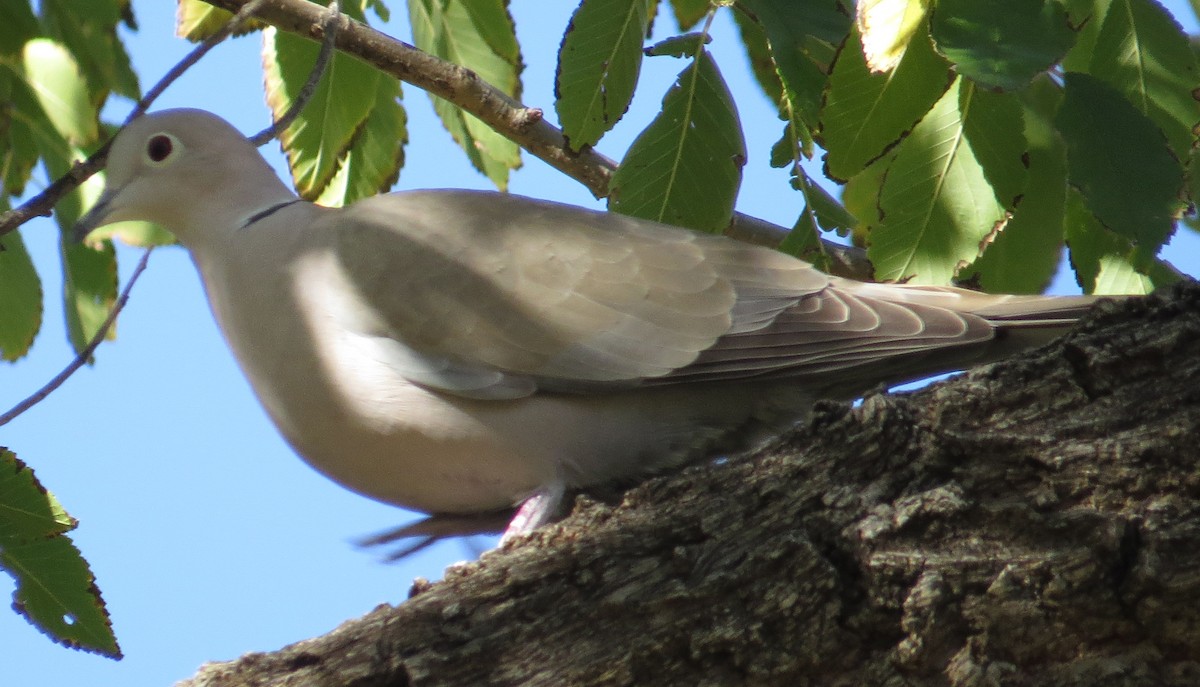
[73,190,119,243]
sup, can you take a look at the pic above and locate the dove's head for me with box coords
[75,109,296,245]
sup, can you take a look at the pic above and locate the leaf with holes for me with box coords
[0,448,120,658]
[609,50,745,233]
[556,0,651,151]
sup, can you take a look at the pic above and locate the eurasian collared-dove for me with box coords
[76,109,1100,545]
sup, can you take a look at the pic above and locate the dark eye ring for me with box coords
[147,134,174,162]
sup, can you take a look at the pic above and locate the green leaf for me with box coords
[21,38,99,146]
[1088,0,1200,159]
[741,0,850,133]
[609,50,746,232]
[1055,71,1184,250]
[930,0,1076,91]
[842,151,894,249]
[820,22,952,181]
[0,230,43,361]
[555,0,651,151]
[646,32,710,58]
[409,0,522,189]
[39,0,140,102]
[857,0,931,73]
[263,26,381,199]
[0,448,120,658]
[316,78,407,207]
[870,78,1028,284]
[0,1,39,57]
[175,0,263,41]
[2,63,117,355]
[1065,189,1179,294]
[669,0,710,30]
[0,70,42,196]
[960,77,1066,294]
[732,7,784,108]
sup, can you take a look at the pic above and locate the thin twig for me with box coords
[0,0,272,239]
[0,248,153,428]
[250,0,342,146]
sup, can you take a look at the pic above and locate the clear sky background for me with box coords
[4,2,1199,685]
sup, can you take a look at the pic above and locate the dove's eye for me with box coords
[145,133,178,165]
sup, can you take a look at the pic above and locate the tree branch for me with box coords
[199,0,872,279]
[179,284,1200,686]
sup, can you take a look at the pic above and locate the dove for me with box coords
[76,109,1100,547]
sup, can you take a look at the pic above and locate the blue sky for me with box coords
[4,2,1199,685]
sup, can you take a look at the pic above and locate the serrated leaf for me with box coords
[930,0,1076,91]
[21,39,99,146]
[870,78,1027,284]
[0,230,43,361]
[609,50,745,232]
[857,0,930,72]
[1088,0,1200,159]
[555,0,651,151]
[409,0,522,189]
[670,0,710,30]
[40,0,140,102]
[1065,189,1179,294]
[176,0,262,41]
[317,78,407,207]
[3,63,117,354]
[0,448,120,658]
[820,22,952,181]
[732,7,784,108]
[961,77,1066,294]
[646,32,710,58]
[263,27,381,199]
[0,1,39,57]
[843,151,893,248]
[741,0,849,136]
[1056,71,1184,250]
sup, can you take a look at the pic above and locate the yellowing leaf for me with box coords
[858,0,930,73]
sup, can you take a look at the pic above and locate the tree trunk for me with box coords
[181,283,1200,687]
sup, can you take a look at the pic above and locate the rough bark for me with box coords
[181,283,1200,687]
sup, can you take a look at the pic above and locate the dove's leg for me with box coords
[501,481,567,543]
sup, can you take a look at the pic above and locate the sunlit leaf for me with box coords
[175,0,262,41]
[870,78,1027,284]
[263,26,381,198]
[316,78,407,207]
[21,39,98,146]
[409,0,522,189]
[555,0,651,150]
[39,0,140,102]
[857,0,930,72]
[820,22,952,181]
